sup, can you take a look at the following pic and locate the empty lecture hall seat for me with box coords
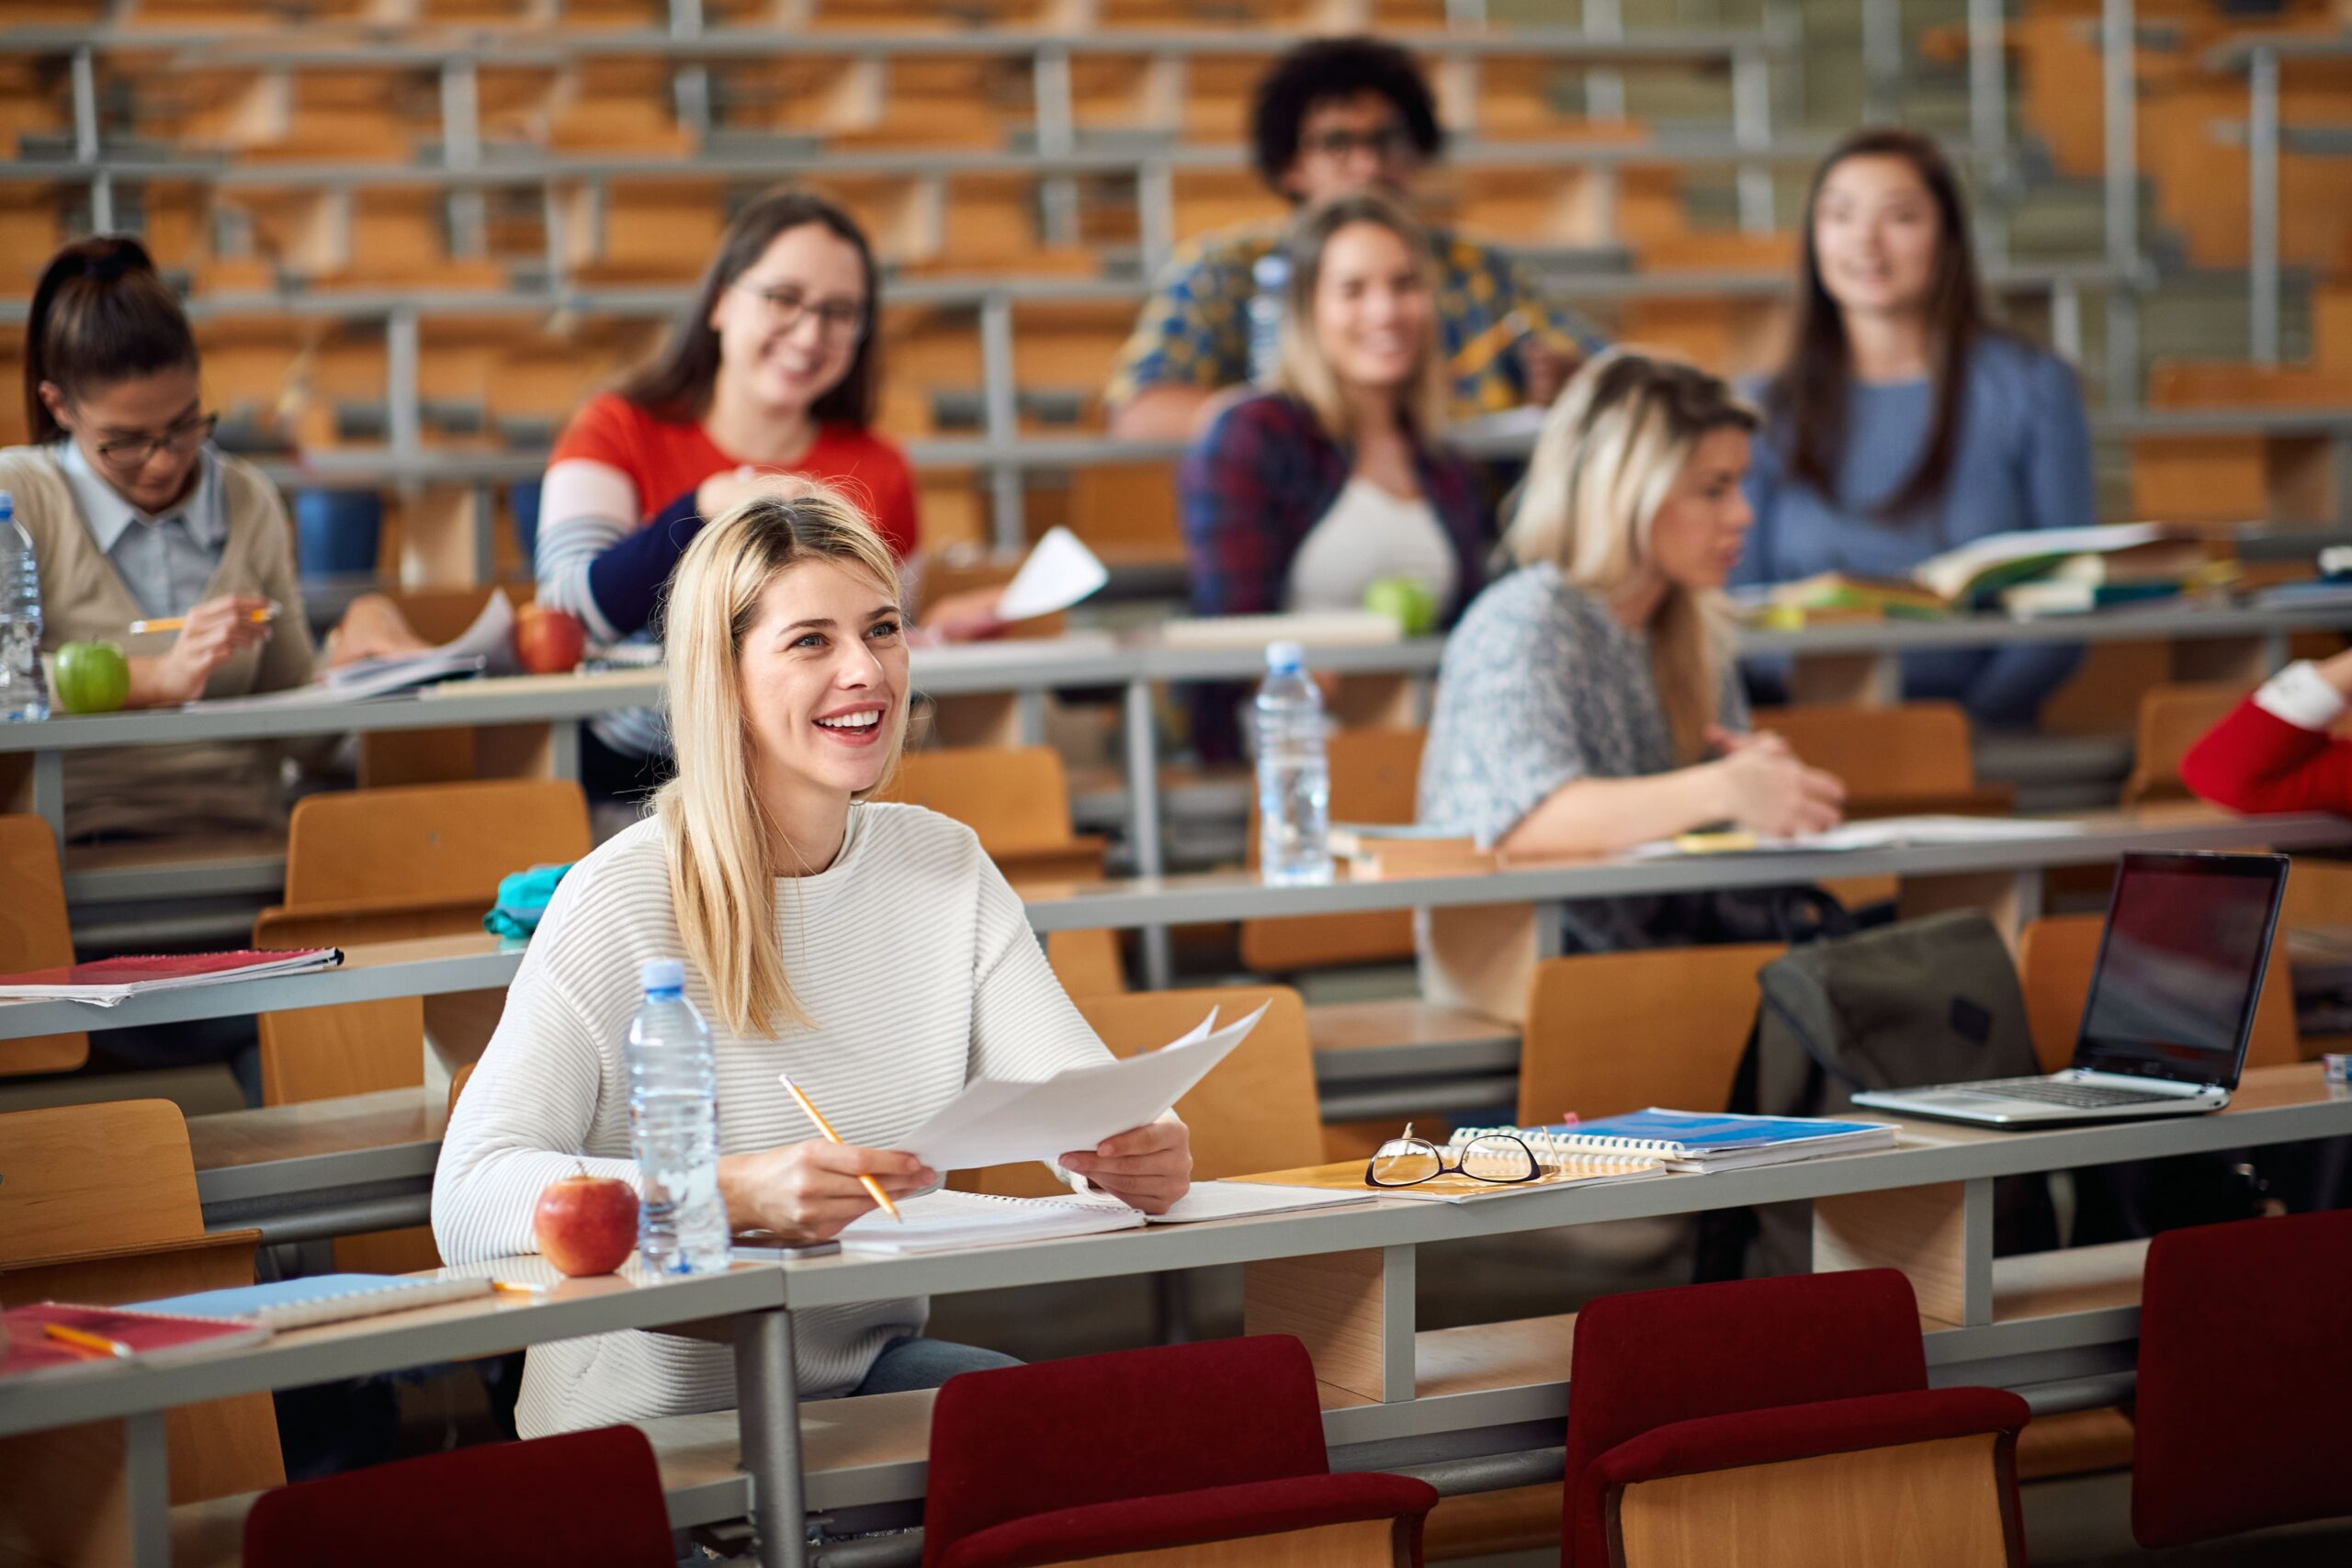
[2133,1208,2352,1550]
[873,744,1124,995]
[921,1336,1440,1568]
[243,1425,675,1568]
[1753,702,2008,818]
[0,814,89,1077]
[0,1100,282,1567]
[1517,944,1785,1128]
[1565,1270,2029,1568]
[2122,682,2254,807]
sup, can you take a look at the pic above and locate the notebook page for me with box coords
[833,1190,1146,1255]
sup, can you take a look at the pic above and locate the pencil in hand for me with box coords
[777,1073,904,1223]
[129,604,279,636]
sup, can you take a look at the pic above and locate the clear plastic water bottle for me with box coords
[0,493,49,724]
[624,959,729,1275]
[1254,640,1331,886]
[1247,250,1290,384]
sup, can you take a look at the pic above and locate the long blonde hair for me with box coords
[1505,348,1758,763]
[654,486,906,1038]
[1271,190,1449,441]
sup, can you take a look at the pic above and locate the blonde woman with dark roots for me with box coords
[1418,349,1846,951]
[435,485,1190,1437]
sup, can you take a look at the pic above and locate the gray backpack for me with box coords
[1699,909,2059,1280]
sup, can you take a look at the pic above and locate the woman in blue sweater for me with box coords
[1734,128,2093,728]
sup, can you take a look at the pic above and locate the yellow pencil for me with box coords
[778,1073,904,1223]
[128,604,278,636]
[45,1322,131,1359]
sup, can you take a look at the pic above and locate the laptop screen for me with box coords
[2075,852,2286,1086]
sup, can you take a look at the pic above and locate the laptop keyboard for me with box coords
[1964,1077,2182,1110]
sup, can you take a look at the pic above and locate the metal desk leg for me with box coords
[1125,677,1171,988]
[29,750,63,839]
[125,1410,172,1567]
[549,716,582,784]
[737,1310,809,1568]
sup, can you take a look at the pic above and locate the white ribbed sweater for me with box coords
[432,804,1114,1436]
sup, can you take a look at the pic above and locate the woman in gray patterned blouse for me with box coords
[1419,350,1846,949]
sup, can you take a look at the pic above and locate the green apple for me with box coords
[1363,576,1439,637]
[53,640,130,715]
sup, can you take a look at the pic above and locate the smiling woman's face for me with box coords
[736,558,907,808]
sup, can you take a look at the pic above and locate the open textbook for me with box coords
[895,1005,1267,1171]
[744,1180,1377,1257]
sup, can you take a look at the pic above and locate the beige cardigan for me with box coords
[0,444,315,840]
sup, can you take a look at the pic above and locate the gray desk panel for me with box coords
[8,813,2347,1040]
[768,1073,2352,1309]
[0,1264,781,1438]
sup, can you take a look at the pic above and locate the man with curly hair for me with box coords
[1106,36,1605,440]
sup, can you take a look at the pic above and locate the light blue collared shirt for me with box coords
[54,438,228,620]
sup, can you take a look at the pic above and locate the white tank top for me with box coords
[1283,476,1461,615]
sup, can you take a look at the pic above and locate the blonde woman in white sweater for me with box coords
[434,485,1192,1435]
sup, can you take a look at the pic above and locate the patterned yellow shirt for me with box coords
[1104,223,1606,419]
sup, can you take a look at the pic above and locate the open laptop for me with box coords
[1852,851,2287,1128]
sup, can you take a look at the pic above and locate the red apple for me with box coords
[532,1166,639,1276]
[512,604,587,675]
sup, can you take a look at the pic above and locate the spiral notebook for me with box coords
[1460,1111,1897,1174]
[134,1273,494,1330]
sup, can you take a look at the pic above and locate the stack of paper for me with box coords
[0,947,341,1006]
[1470,1110,1898,1173]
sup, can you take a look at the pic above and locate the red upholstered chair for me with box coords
[243,1425,675,1568]
[921,1335,1440,1568]
[2133,1208,2352,1548]
[1563,1269,2028,1568]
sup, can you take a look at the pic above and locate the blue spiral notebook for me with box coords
[135,1274,492,1330]
[1452,1110,1896,1173]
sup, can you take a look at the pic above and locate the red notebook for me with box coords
[0,948,341,1004]
[1,1303,269,1382]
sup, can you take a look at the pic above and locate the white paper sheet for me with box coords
[1623,815,2087,861]
[893,1004,1266,1171]
[193,590,514,710]
[992,526,1110,622]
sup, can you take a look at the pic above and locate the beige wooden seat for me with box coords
[953,985,1322,1198]
[2017,912,2301,1074]
[1518,944,1786,1126]
[2122,682,2255,807]
[260,781,591,1269]
[0,814,88,1077]
[1753,702,2010,818]
[0,1100,281,1567]
[1240,727,1426,974]
[874,746,1125,995]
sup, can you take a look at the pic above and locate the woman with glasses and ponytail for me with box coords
[540,186,996,804]
[0,235,419,841]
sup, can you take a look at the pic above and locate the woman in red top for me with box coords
[2180,651,2352,814]
[542,187,940,790]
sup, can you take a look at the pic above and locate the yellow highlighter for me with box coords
[1672,830,1760,855]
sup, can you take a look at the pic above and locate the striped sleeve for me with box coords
[535,457,640,645]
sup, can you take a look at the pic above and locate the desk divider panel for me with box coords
[1418,905,1555,1026]
[1242,1245,1416,1404]
[1814,1177,1996,1329]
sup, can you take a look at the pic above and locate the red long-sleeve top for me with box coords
[2180,697,2352,814]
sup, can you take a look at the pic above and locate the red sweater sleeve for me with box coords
[2180,698,2352,814]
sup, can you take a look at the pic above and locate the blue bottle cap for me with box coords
[641,958,686,993]
[1265,639,1305,673]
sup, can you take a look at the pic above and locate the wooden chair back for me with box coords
[2123,682,2250,807]
[0,1101,282,1548]
[2017,913,2301,1075]
[1754,703,2006,816]
[1611,1431,2021,1566]
[1518,945,1786,1126]
[912,555,1067,641]
[282,778,591,908]
[875,745,1122,989]
[953,986,1321,1198]
[0,814,89,1076]
[1241,728,1426,973]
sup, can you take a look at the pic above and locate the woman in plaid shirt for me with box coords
[1177,192,1492,759]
